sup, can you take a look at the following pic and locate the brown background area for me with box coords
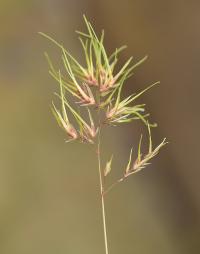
[0,0,200,253]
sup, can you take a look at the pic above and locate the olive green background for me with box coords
[0,0,200,253]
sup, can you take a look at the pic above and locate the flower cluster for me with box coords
[41,15,167,177]
[124,125,167,177]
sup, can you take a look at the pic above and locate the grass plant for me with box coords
[40,16,167,254]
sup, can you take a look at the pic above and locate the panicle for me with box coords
[41,15,167,171]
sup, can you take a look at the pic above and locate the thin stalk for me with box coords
[103,176,125,196]
[97,116,109,254]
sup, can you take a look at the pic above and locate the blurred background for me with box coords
[0,0,200,253]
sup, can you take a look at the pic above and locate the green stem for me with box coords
[97,125,109,254]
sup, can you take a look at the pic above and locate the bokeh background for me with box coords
[0,0,200,253]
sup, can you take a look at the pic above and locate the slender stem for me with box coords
[97,125,109,254]
[103,176,125,196]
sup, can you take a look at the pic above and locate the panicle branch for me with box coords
[103,124,167,195]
